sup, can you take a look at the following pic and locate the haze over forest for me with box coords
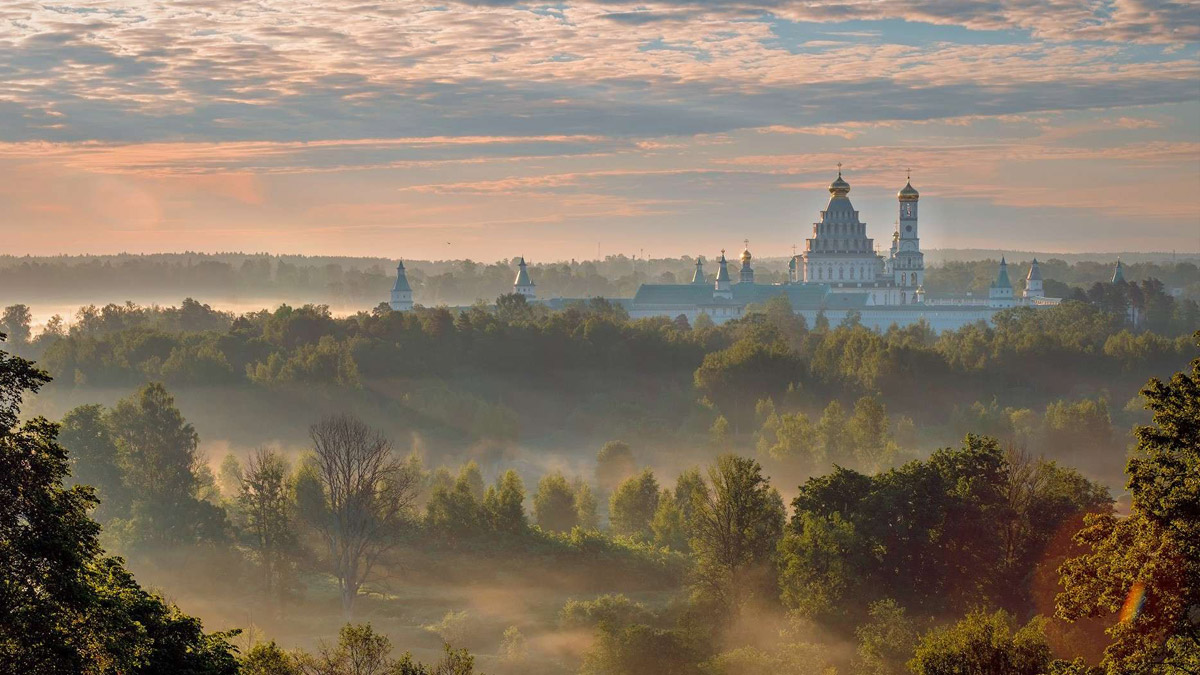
[2,242,1199,674]
[2,0,1199,672]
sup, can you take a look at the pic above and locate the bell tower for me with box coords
[893,170,924,302]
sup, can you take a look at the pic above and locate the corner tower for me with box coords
[514,257,536,300]
[1024,259,1043,299]
[390,261,414,311]
[713,250,732,299]
[989,257,1014,307]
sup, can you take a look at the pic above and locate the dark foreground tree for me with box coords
[1057,340,1200,674]
[0,334,239,673]
[308,413,420,619]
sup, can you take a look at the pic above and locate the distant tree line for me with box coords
[2,253,1195,308]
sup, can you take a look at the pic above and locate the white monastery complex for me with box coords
[392,171,1073,333]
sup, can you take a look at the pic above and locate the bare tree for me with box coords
[309,414,417,619]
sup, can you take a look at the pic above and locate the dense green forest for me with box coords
[2,252,1197,309]
[2,328,1197,673]
[0,279,1197,673]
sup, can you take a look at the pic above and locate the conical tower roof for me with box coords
[714,251,731,282]
[1111,259,1125,284]
[392,261,411,292]
[691,257,706,284]
[514,257,533,287]
[1026,258,1042,282]
[991,257,1012,289]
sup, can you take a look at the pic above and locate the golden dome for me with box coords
[829,171,850,196]
[898,180,919,201]
[740,248,752,264]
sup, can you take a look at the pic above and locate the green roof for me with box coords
[392,262,411,292]
[991,257,1012,289]
[633,282,836,310]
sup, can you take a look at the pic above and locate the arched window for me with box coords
[817,267,823,280]
[849,267,855,280]
[901,292,907,304]
[910,272,917,285]
[839,267,844,280]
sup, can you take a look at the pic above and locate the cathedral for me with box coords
[391,170,1068,333]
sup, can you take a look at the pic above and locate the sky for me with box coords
[1,0,1198,262]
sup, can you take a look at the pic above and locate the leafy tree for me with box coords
[457,461,486,503]
[0,335,239,673]
[426,473,485,540]
[574,478,599,530]
[651,489,689,551]
[238,448,297,606]
[560,594,654,629]
[816,400,851,464]
[534,472,578,534]
[708,415,730,449]
[694,335,803,427]
[758,410,819,470]
[307,414,419,618]
[908,610,1052,675]
[690,455,785,617]
[848,395,896,470]
[0,304,32,346]
[854,599,918,675]
[778,435,1094,625]
[483,469,527,534]
[1057,346,1200,673]
[107,383,228,545]
[58,403,127,521]
[596,441,636,492]
[777,511,864,623]
[242,641,300,675]
[296,623,394,675]
[581,623,702,675]
[609,470,660,540]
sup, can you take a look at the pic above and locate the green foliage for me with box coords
[779,435,1111,627]
[0,336,239,673]
[457,461,486,503]
[241,641,300,675]
[694,334,803,425]
[652,489,690,551]
[596,440,636,492]
[1,304,32,347]
[854,599,918,675]
[908,610,1052,675]
[534,472,579,534]
[574,479,600,530]
[581,622,704,675]
[426,477,486,539]
[689,455,785,617]
[483,469,527,534]
[560,594,655,629]
[237,448,298,604]
[59,403,127,521]
[100,383,230,547]
[609,470,661,540]
[1057,345,1200,674]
